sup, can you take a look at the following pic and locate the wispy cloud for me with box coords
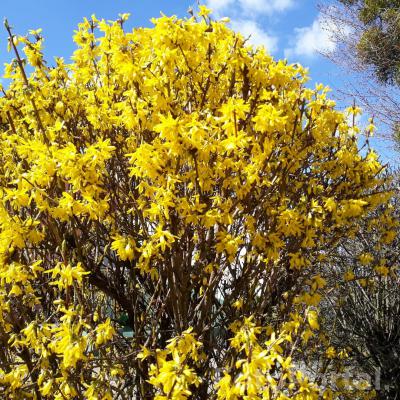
[204,0,288,52]
[284,15,336,59]
[205,0,296,17]
[230,19,278,52]
[238,0,295,15]
[205,0,235,15]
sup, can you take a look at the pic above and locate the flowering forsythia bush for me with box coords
[0,6,392,399]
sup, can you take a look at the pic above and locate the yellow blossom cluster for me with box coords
[0,6,391,399]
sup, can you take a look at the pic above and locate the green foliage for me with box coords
[340,0,400,85]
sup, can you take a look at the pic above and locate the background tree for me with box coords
[337,0,400,86]
[321,0,400,146]
[0,8,391,399]
[320,170,400,399]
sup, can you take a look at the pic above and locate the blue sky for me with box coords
[0,0,397,164]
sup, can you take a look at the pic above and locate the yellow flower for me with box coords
[95,318,115,347]
[359,252,374,265]
[344,270,355,281]
[198,5,212,17]
[325,346,336,359]
[307,310,320,331]
[111,235,138,261]
[374,265,389,276]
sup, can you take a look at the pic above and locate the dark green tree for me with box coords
[338,0,400,85]
[321,1,400,147]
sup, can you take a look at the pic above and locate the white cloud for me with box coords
[285,15,336,58]
[230,19,278,52]
[206,0,295,17]
[204,0,294,55]
[205,0,235,15]
[239,0,295,15]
